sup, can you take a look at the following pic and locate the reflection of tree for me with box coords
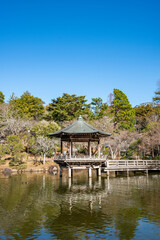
[115,207,140,240]
[0,174,160,239]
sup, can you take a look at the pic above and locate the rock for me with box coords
[48,165,58,174]
[3,168,12,176]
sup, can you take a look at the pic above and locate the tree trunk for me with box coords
[43,153,45,165]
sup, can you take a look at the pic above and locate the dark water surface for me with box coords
[0,173,160,240]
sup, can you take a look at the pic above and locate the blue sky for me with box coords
[0,0,160,106]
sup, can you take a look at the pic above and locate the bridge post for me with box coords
[68,167,72,178]
[88,167,92,178]
[60,167,62,177]
[98,166,101,176]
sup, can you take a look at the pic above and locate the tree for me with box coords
[140,122,160,158]
[153,81,160,118]
[9,91,45,119]
[30,120,59,138]
[105,130,140,159]
[0,104,33,138]
[0,91,5,103]
[32,136,54,164]
[0,144,6,161]
[90,98,108,119]
[111,89,136,130]
[47,93,91,122]
[134,103,153,131]
[6,135,24,163]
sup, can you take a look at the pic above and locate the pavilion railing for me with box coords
[55,155,107,160]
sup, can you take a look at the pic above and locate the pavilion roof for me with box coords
[49,116,111,138]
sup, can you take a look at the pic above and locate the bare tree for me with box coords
[140,122,160,158]
[104,130,141,159]
[0,104,34,138]
[33,136,55,165]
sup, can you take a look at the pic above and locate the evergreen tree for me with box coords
[153,90,160,104]
[47,93,91,122]
[111,89,136,130]
[30,121,59,138]
[0,91,5,103]
[9,91,45,119]
[91,97,108,119]
[134,103,153,130]
[153,83,160,117]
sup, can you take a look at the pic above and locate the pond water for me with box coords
[0,173,160,240]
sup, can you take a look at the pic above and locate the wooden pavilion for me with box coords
[49,116,111,177]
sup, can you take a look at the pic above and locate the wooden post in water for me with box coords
[60,167,62,177]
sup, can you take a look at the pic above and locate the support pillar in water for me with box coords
[98,166,101,176]
[88,167,92,178]
[68,167,72,178]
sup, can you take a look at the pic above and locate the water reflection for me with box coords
[0,173,160,239]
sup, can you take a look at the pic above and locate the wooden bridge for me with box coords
[54,157,160,177]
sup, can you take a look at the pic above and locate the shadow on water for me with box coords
[0,172,160,239]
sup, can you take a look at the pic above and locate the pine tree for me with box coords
[46,93,91,122]
[153,83,160,117]
[9,91,45,119]
[0,91,5,103]
[111,89,136,130]
[91,97,108,119]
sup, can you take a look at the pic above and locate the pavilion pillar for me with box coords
[98,139,100,158]
[69,141,71,158]
[88,140,91,158]
[61,140,63,154]
[71,141,73,156]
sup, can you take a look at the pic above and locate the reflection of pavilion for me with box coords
[50,116,111,177]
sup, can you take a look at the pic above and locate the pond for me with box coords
[0,173,160,239]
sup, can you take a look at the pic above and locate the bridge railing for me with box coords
[106,160,160,168]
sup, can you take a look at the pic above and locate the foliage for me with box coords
[6,135,24,161]
[0,144,7,160]
[153,90,160,104]
[9,153,27,168]
[9,91,45,119]
[134,103,153,130]
[153,84,160,117]
[111,89,136,130]
[90,97,108,119]
[0,91,5,103]
[125,139,141,159]
[46,93,91,122]
[30,120,59,138]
